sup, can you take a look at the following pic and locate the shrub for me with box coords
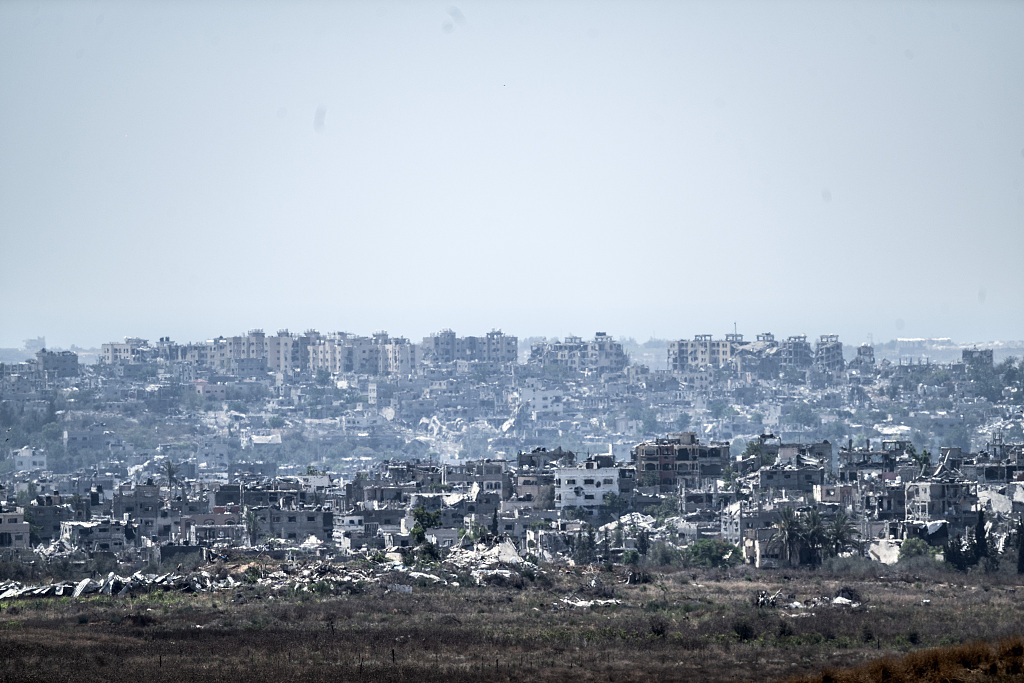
[898,537,932,562]
[685,539,742,568]
[733,619,755,641]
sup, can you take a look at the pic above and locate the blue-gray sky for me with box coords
[2,0,1022,349]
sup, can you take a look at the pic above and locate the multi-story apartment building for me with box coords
[421,329,517,365]
[667,333,748,372]
[307,331,414,376]
[905,478,978,524]
[721,501,778,545]
[463,330,518,364]
[13,446,47,472]
[848,343,875,370]
[814,334,845,373]
[554,455,635,517]
[250,505,334,542]
[632,432,731,492]
[113,480,162,541]
[266,330,302,375]
[421,329,458,363]
[529,333,627,373]
[778,335,813,370]
[758,465,825,493]
[382,338,417,375]
[0,504,31,549]
[101,337,150,364]
[59,519,131,553]
[34,348,79,377]
[444,459,512,499]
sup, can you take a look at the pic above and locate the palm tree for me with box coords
[800,509,826,566]
[163,460,180,489]
[771,507,803,567]
[824,511,859,558]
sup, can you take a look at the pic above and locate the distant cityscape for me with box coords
[0,325,1022,574]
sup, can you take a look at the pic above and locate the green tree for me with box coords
[800,509,826,566]
[973,509,988,562]
[912,448,931,475]
[602,492,629,517]
[644,495,679,522]
[771,507,802,567]
[613,524,624,549]
[898,537,933,561]
[944,534,971,572]
[635,529,650,557]
[413,506,441,530]
[744,440,774,467]
[564,506,591,522]
[490,508,499,536]
[638,470,661,488]
[823,511,858,558]
[674,412,691,431]
[417,541,440,563]
[573,526,597,565]
[685,539,741,568]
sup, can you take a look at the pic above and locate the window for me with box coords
[288,516,297,523]
[307,516,316,522]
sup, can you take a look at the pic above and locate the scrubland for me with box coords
[1,559,1023,682]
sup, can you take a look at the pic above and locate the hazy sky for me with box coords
[2,0,1022,349]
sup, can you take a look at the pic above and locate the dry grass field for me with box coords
[1,560,1023,682]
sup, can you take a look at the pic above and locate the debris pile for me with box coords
[0,561,379,602]
[244,560,378,593]
[0,541,545,601]
[756,587,864,612]
[559,595,622,609]
[443,540,540,585]
[0,570,239,600]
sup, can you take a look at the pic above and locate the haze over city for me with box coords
[2,0,1022,348]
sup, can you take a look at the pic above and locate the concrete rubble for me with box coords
[757,586,864,611]
[559,595,622,608]
[0,541,545,601]
[443,540,542,585]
